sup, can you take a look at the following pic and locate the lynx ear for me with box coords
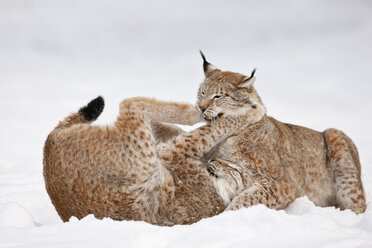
[200,50,218,77]
[237,68,256,89]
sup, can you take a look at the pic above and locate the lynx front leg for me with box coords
[225,179,296,211]
[157,117,243,163]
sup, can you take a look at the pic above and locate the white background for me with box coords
[0,0,371,247]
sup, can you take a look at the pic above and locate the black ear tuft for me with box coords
[78,96,105,122]
[199,50,209,73]
[250,68,257,78]
[199,50,207,63]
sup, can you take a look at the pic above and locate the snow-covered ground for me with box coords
[1,0,372,247]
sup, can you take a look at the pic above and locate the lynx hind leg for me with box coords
[119,97,202,126]
[112,98,170,185]
[116,97,199,172]
[324,129,366,214]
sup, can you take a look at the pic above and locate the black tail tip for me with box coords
[78,96,105,122]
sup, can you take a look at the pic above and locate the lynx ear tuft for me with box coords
[237,68,257,89]
[199,50,218,76]
[250,68,256,78]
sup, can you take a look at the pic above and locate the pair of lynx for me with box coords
[43,52,366,226]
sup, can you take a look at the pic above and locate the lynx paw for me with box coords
[184,105,204,125]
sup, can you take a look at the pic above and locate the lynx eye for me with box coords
[201,91,205,96]
[213,95,222,99]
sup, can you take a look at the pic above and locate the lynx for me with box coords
[198,52,366,214]
[43,93,263,225]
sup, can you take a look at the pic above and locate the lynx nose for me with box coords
[199,104,208,113]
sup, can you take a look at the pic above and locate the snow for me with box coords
[0,202,34,228]
[1,0,372,247]
[1,200,372,247]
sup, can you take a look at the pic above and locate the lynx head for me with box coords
[207,158,246,204]
[197,51,265,121]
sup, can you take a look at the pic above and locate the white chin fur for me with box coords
[214,178,235,206]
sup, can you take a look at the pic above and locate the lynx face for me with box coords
[197,53,264,121]
[206,158,247,205]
